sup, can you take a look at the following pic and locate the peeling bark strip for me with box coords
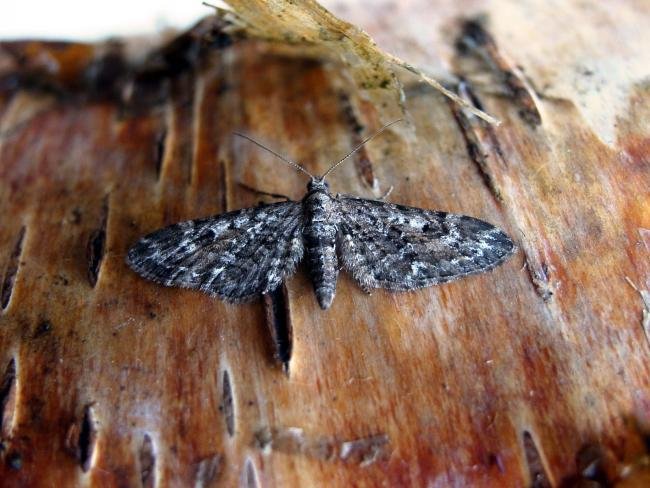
[456,19,541,126]
[523,431,551,488]
[263,285,292,374]
[86,197,108,287]
[0,359,16,435]
[1,226,25,310]
[338,92,376,189]
[221,370,235,437]
[139,434,155,488]
[220,0,497,123]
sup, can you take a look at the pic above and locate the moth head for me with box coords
[307,178,329,192]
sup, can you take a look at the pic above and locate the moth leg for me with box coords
[238,182,293,201]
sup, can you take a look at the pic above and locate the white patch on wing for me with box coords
[410,261,428,275]
[478,239,492,250]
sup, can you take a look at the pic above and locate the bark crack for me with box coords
[1,226,25,310]
[456,19,542,127]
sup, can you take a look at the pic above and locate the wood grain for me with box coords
[1,1,649,486]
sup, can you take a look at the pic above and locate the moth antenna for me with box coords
[320,119,404,180]
[234,132,315,179]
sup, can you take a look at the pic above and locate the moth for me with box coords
[127,121,515,309]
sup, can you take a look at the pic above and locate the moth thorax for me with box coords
[307,191,331,204]
[304,190,337,225]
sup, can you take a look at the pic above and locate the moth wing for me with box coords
[337,197,515,291]
[127,201,304,301]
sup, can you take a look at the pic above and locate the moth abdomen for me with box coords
[304,230,339,310]
[302,190,341,309]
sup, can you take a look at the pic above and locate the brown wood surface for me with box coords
[1,1,650,486]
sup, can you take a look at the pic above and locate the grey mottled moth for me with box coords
[127,121,515,310]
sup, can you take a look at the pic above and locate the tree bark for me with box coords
[0,1,649,486]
